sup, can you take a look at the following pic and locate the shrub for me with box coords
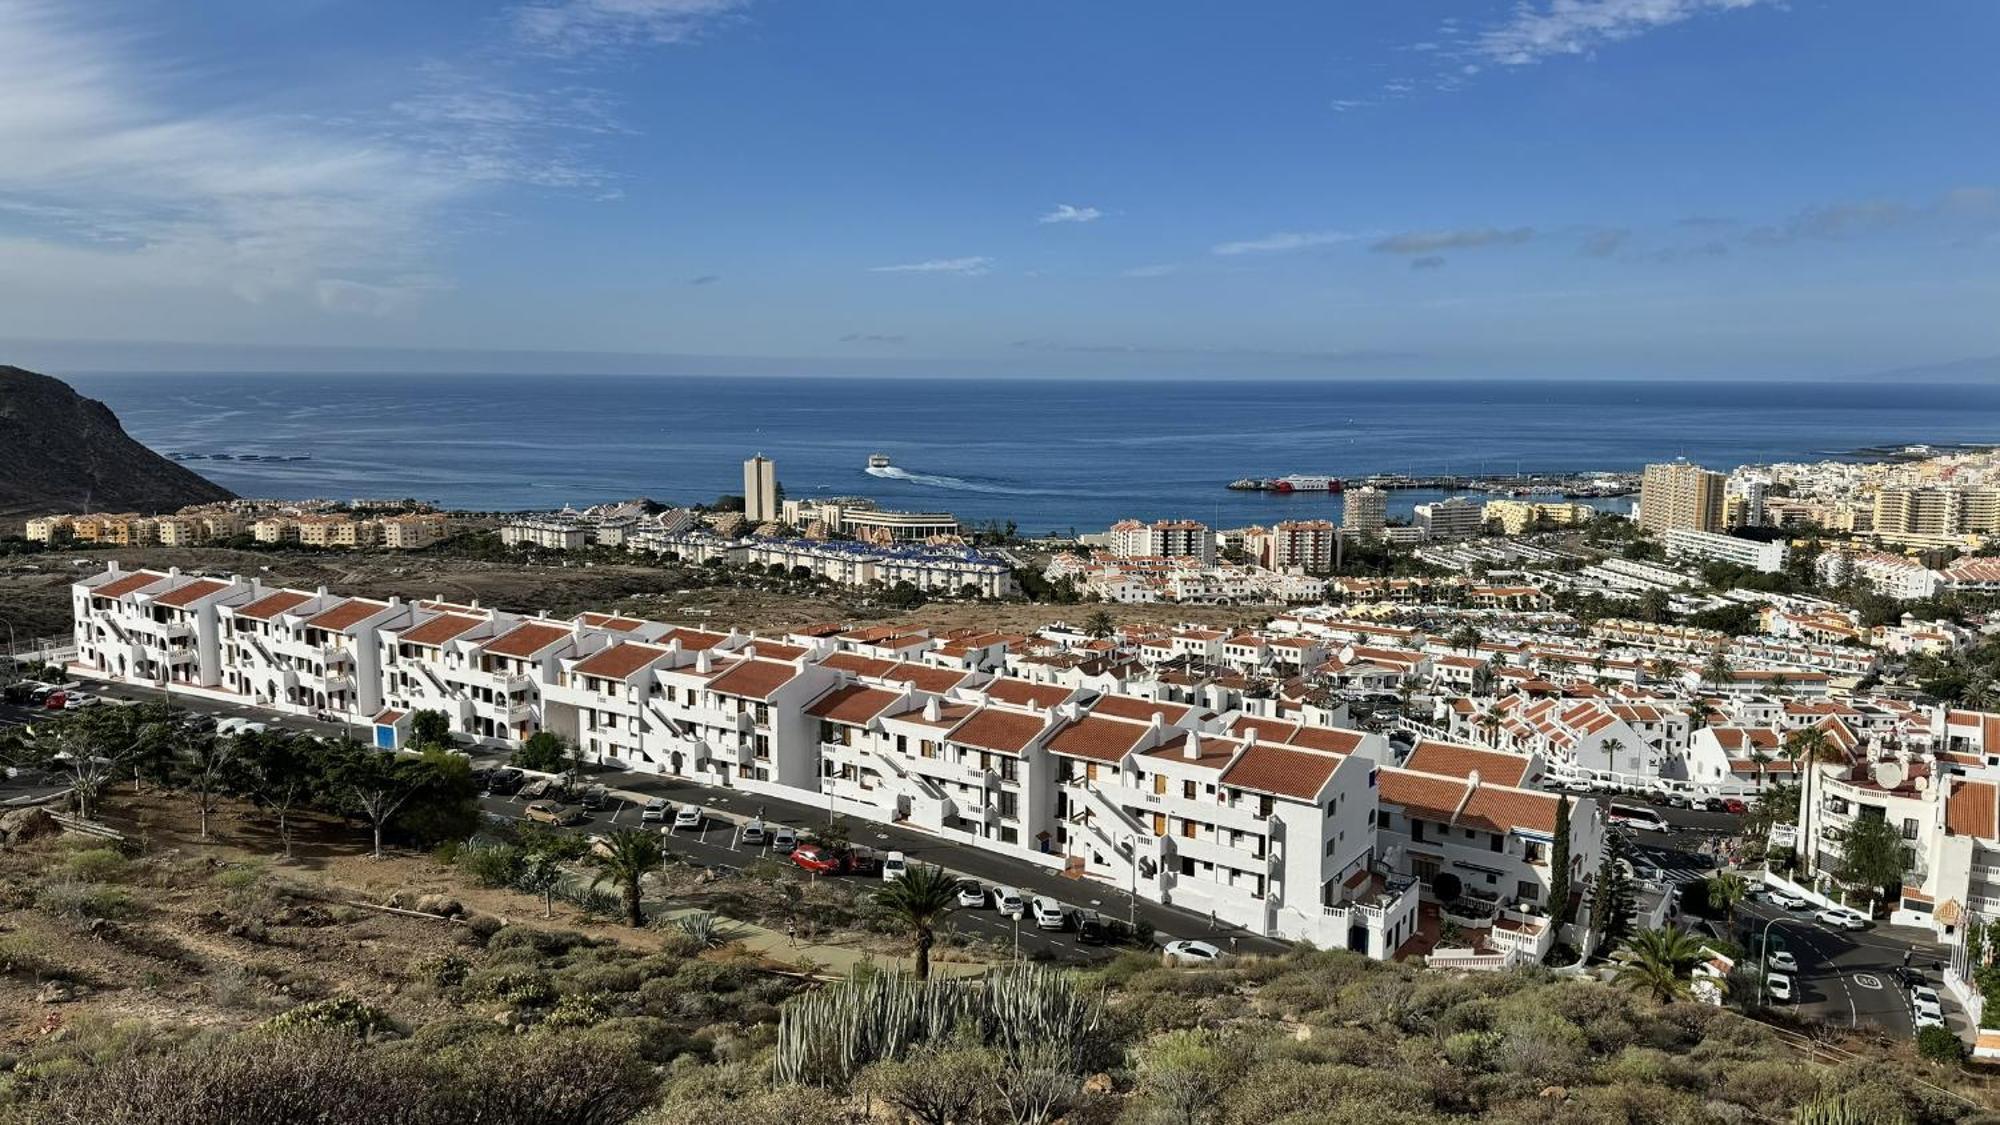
[34,879,135,921]
[1916,1024,1964,1064]
[455,845,524,889]
[413,952,470,989]
[463,967,555,1008]
[485,926,590,956]
[263,997,394,1040]
[542,990,614,1029]
[60,848,129,883]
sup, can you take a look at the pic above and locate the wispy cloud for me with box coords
[1211,230,1360,256]
[1471,0,1775,67]
[869,256,993,275]
[837,333,906,344]
[1580,228,1631,257]
[1120,263,1180,278]
[1409,256,1447,271]
[1038,203,1102,225]
[512,0,749,59]
[1371,227,1535,255]
[689,274,721,285]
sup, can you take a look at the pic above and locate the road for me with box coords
[17,679,1285,965]
[1732,898,1957,1041]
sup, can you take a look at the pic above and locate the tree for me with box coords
[511,731,567,774]
[1470,660,1497,697]
[1478,704,1504,747]
[1084,609,1115,639]
[1135,1029,1237,1125]
[237,732,320,858]
[1703,648,1734,691]
[177,732,237,840]
[1449,623,1482,656]
[1599,737,1627,776]
[1835,814,1910,912]
[872,863,961,981]
[590,829,664,927]
[518,849,567,919]
[393,749,482,847]
[1589,833,1634,955]
[8,707,156,821]
[1786,726,1838,876]
[409,709,452,748]
[1707,871,1750,929]
[329,743,437,858]
[1638,587,1674,625]
[860,1047,993,1125]
[1546,794,1572,923]
[1612,925,1709,1004]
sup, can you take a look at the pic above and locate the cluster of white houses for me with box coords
[70,562,1603,964]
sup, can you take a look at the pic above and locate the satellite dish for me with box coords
[1873,761,1906,791]
[1914,775,1932,794]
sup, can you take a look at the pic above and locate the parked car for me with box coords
[740,820,768,847]
[42,692,67,710]
[1030,896,1069,931]
[1721,798,1748,815]
[25,685,54,703]
[789,843,878,876]
[672,805,704,831]
[518,778,554,801]
[771,826,800,853]
[486,768,525,795]
[1765,973,1794,1002]
[524,802,582,826]
[1163,939,1224,966]
[993,886,1025,918]
[1076,911,1128,945]
[955,880,987,908]
[1768,949,1799,974]
[1816,906,1870,930]
[578,784,610,811]
[881,851,908,881]
[1912,985,1944,1022]
[640,797,670,823]
[1702,796,1728,813]
[1768,890,1809,911]
[1914,1009,1947,1031]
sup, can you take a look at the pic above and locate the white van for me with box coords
[1608,804,1668,832]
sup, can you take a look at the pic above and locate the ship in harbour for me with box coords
[1227,474,1344,493]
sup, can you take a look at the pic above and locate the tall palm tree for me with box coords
[1450,623,1482,656]
[873,862,960,980]
[1786,726,1838,876]
[1478,704,1505,747]
[590,829,665,928]
[1613,925,1710,1004]
[1704,648,1734,692]
[1707,871,1750,929]
[1600,736,1627,776]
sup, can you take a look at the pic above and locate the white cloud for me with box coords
[869,256,994,275]
[0,1,462,321]
[1211,230,1359,256]
[1120,263,1180,278]
[1472,0,1774,67]
[512,0,749,58]
[1038,203,1102,224]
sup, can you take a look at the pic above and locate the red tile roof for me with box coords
[1220,743,1343,801]
[1403,740,1531,786]
[1046,716,1148,763]
[571,642,669,680]
[304,599,389,632]
[95,571,168,599]
[235,590,313,620]
[399,613,484,647]
[1090,695,1195,725]
[1948,780,1998,839]
[807,685,902,725]
[706,658,797,700]
[152,578,229,608]
[484,621,573,658]
[579,612,646,632]
[983,678,1072,709]
[948,707,1047,754]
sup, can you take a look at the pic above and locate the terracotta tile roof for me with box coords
[152,578,229,608]
[1947,779,1998,839]
[1140,732,1238,769]
[304,599,389,632]
[663,627,730,652]
[983,678,1072,709]
[235,590,313,620]
[484,621,573,658]
[948,707,1047,754]
[1379,768,1469,824]
[1459,786,1560,836]
[706,658,797,700]
[1226,716,1298,742]
[879,663,974,694]
[1403,740,1530,786]
[746,641,808,662]
[1284,726,1364,755]
[374,709,404,725]
[579,612,646,632]
[572,642,669,680]
[903,701,977,729]
[94,570,168,599]
[822,652,895,678]
[399,613,483,647]
[1089,695,1194,725]
[808,684,902,725]
[1046,716,1149,763]
[1220,742,1343,801]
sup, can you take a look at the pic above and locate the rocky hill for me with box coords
[0,365,234,520]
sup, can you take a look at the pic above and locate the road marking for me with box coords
[1853,973,1883,990]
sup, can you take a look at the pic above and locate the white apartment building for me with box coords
[1254,520,1339,572]
[1106,519,1216,565]
[743,455,778,524]
[1662,528,1789,573]
[1413,497,1484,541]
[500,516,590,550]
[1817,551,1941,601]
[1343,487,1387,536]
[68,563,1617,960]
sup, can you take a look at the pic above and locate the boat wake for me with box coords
[865,465,1035,495]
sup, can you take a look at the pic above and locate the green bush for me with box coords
[34,879,135,921]
[463,967,555,1008]
[413,952,470,988]
[485,926,591,956]
[263,997,394,1040]
[1916,1024,1964,1064]
[59,848,129,883]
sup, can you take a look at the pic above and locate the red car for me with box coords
[42,692,67,710]
[790,844,878,876]
[1721,798,1747,815]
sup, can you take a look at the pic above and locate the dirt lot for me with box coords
[0,545,1271,641]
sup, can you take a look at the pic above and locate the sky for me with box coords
[0,0,1996,379]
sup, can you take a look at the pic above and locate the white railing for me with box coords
[1425,947,1519,972]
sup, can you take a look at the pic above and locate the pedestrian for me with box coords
[787,919,798,946]
[1903,949,1911,968]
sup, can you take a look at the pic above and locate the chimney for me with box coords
[1183,732,1202,761]
[924,698,942,723]
[108,561,122,575]
[316,585,328,597]
[1150,710,1165,731]
[168,566,181,578]
[1244,726,1259,746]
[695,649,713,674]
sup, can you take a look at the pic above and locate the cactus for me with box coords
[771,964,1104,1089]
[1792,1093,1896,1125]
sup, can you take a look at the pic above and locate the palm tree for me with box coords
[1478,704,1505,747]
[1785,726,1838,876]
[1651,657,1682,684]
[1600,737,1627,776]
[1612,925,1710,1004]
[1449,623,1481,656]
[1085,609,1115,639]
[1704,648,1734,692]
[1749,747,1773,789]
[873,862,960,980]
[591,829,665,928]
[1707,871,1749,929]
[1769,672,1791,698]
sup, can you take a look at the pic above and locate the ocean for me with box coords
[64,373,2000,536]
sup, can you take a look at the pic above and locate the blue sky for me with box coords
[1,0,1996,378]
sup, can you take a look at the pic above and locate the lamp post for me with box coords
[1121,831,1141,932]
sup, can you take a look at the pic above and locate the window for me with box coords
[1183,780,1197,800]
[996,791,1019,821]
[999,758,1018,782]
[1154,773,1168,795]
[1180,819,1197,840]
[1489,832,1503,853]
[1902,818,1920,841]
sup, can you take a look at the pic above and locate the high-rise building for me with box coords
[1412,496,1483,541]
[743,455,777,524]
[1638,461,1724,534]
[1255,520,1339,571]
[1724,474,1767,529]
[1342,486,1387,536]
[1105,519,1216,564]
[1872,486,2000,538]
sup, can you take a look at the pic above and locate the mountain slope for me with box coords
[0,365,235,519]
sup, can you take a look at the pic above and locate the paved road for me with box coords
[1733,898,1955,1040]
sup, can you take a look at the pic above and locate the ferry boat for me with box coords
[1273,474,1342,493]
[867,453,892,469]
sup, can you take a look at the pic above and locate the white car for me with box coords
[881,851,908,881]
[955,880,987,908]
[993,887,1025,918]
[1914,1010,1947,1031]
[639,798,669,823]
[741,820,768,847]
[1030,896,1069,931]
[1912,986,1944,1021]
[1765,973,1794,1002]
[1163,939,1225,966]
[1768,950,1799,974]
[1816,907,1870,930]
[1768,890,1809,911]
[771,826,799,853]
[672,806,703,831]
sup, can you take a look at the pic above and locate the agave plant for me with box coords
[675,910,730,949]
